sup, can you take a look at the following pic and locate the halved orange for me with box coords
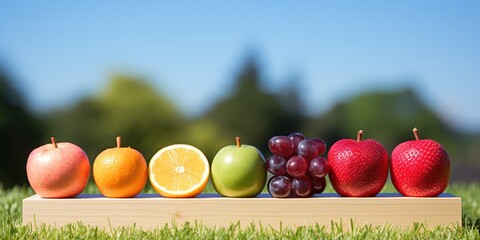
[149,144,209,198]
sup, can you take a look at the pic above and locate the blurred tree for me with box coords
[203,57,304,155]
[46,75,184,161]
[182,118,229,162]
[0,69,43,188]
[304,88,466,162]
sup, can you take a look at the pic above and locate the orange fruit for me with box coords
[149,144,209,198]
[93,136,147,198]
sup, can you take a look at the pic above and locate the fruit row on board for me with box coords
[26,128,450,199]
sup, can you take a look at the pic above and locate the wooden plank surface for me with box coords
[23,193,462,230]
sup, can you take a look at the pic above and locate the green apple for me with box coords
[211,137,267,197]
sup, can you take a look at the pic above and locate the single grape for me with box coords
[309,138,326,155]
[268,176,292,198]
[286,156,308,178]
[268,136,295,158]
[266,155,287,176]
[297,139,318,160]
[311,177,327,194]
[288,132,306,150]
[308,156,329,179]
[291,177,313,198]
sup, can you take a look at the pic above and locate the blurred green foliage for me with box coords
[45,75,184,160]
[1,57,479,187]
[303,88,479,182]
[0,70,43,188]
[201,58,303,156]
[305,89,464,153]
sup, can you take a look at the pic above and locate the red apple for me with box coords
[26,137,90,198]
[328,130,389,197]
[391,128,450,197]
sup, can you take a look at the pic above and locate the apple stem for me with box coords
[357,130,363,142]
[413,128,420,140]
[116,136,121,148]
[235,136,241,147]
[50,137,58,148]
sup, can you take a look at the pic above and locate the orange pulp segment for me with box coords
[149,144,209,197]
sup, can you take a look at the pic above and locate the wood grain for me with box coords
[23,193,461,230]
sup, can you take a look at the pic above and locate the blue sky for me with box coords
[1,1,479,132]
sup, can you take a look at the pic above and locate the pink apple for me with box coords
[26,137,90,198]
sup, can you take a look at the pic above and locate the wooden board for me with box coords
[23,193,461,230]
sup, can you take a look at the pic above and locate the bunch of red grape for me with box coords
[266,132,329,198]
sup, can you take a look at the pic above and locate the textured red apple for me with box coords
[26,137,90,198]
[391,128,450,197]
[328,130,389,197]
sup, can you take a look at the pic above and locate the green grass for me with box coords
[1,182,479,239]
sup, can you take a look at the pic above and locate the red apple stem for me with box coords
[116,136,121,148]
[413,128,420,140]
[357,130,363,142]
[235,136,241,147]
[50,137,58,148]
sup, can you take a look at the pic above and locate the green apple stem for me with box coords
[235,136,241,147]
[116,136,121,148]
[357,130,363,142]
[413,128,420,140]
[50,137,58,148]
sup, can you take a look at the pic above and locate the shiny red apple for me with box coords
[26,137,90,198]
[391,128,450,197]
[328,130,389,197]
